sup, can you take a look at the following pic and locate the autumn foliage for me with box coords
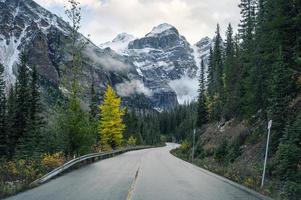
[98,85,126,150]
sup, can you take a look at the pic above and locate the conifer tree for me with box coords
[213,24,224,98]
[98,85,125,149]
[223,24,240,119]
[211,24,224,121]
[0,62,7,156]
[197,60,208,128]
[274,111,301,181]
[14,54,31,156]
[207,47,214,96]
[263,0,296,146]
[6,86,16,158]
[238,0,257,118]
[18,66,44,157]
[268,49,291,151]
[252,0,267,118]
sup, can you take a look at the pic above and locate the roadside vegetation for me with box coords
[0,0,161,198]
[0,0,299,199]
[170,0,301,199]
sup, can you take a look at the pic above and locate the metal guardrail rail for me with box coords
[31,146,151,186]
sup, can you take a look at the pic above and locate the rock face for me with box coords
[0,0,212,110]
[0,0,151,109]
[101,23,213,105]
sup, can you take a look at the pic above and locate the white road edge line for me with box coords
[170,151,274,200]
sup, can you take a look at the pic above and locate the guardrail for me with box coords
[31,146,151,186]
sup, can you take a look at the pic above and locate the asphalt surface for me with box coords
[5,143,269,200]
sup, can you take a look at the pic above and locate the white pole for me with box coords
[192,129,196,163]
[261,120,272,188]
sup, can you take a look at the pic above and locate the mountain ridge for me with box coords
[0,0,212,110]
[100,24,212,104]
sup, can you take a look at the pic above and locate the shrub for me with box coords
[100,144,113,152]
[226,139,241,163]
[127,136,137,146]
[180,140,190,153]
[41,152,65,172]
[282,181,301,200]
[214,139,228,161]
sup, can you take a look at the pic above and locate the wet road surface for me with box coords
[5,143,270,200]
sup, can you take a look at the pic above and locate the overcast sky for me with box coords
[35,0,241,45]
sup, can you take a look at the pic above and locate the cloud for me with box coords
[116,80,153,97]
[168,76,198,104]
[95,56,130,72]
[35,0,241,44]
[84,47,130,72]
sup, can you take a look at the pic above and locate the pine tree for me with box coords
[197,59,208,128]
[263,0,297,149]
[210,24,224,121]
[252,0,267,118]
[0,62,7,157]
[238,0,256,41]
[14,54,31,156]
[223,24,240,120]
[6,86,16,158]
[268,49,291,151]
[19,66,44,157]
[274,112,301,180]
[213,24,224,98]
[273,111,301,199]
[238,0,257,118]
[207,47,214,96]
[99,85,125,149]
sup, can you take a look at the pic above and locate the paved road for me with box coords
[6,143,270,200]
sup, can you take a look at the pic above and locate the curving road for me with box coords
[5,143,271,200]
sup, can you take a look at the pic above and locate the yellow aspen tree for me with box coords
[98,85,125,149]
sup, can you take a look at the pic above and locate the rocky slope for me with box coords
[0,0,212,110]
[0,0,153,109]
[101,23,212,104]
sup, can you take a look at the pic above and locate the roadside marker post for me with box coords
[261,120,272,188]
[192,129,196,164]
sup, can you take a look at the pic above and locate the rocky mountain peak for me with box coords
[195,36,211,48]
[145,23,179,37]
[112,32,135,43]
[100,32,136,54]
[128,23,189,50]
[0,0,212,110]
[99,24,214,107]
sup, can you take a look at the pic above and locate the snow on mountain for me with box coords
[99,32,136,54]
[100,24,213,105]
[146,23,177,37]
[0,0,71,85]
[0,0,212,110]
[0,0,159,110]
[192,36,212,77]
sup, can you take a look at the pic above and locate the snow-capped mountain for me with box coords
[100,23,213,104]
[0,0,212,110]
[0,0,69,85]
[99,33,136,55]
[0,0,152,109]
